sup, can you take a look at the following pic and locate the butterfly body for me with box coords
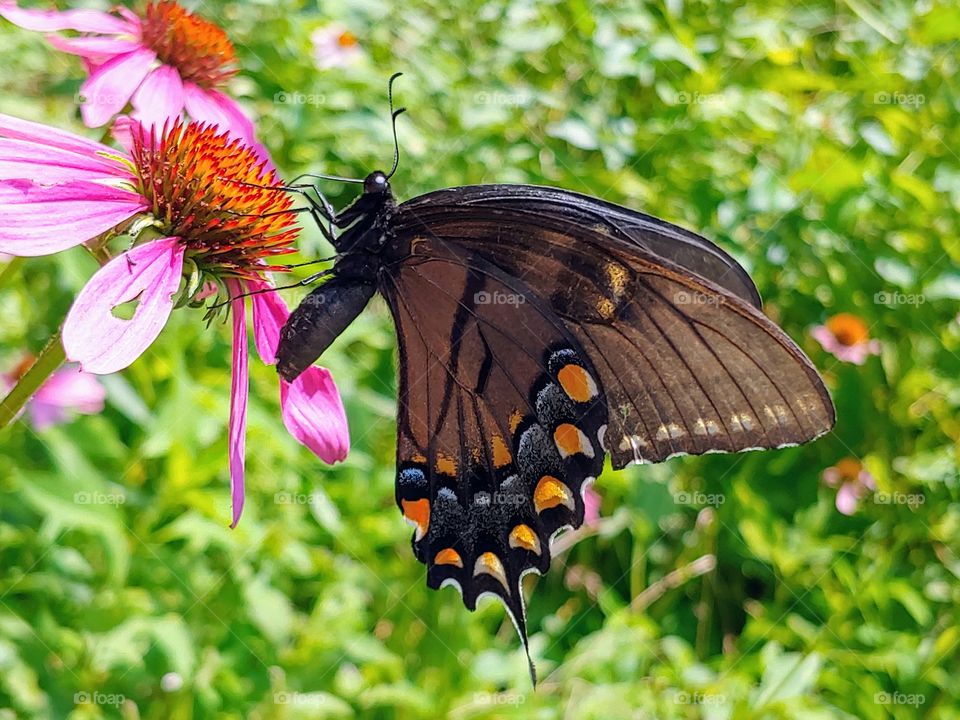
[277,172,835,681]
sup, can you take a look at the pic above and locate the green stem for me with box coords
[0,232,126,430]
[0,331,66,429]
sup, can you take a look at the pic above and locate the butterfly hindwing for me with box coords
[382,238,606,662]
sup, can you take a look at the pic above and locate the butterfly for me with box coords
[274,79,835,683]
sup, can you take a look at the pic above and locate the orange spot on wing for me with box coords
[401,498,430,539]
[410,453,427,464]
[474,551,508,589]
[555,423,585,456]
[534,475,574,513]
[509,524,542,555]
[434,547,463,568]
[492,434,512,468]
[509,409,524,434]
[558,364,597,402]
[435,453,457,476]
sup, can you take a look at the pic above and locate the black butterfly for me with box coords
[274,81,834,683]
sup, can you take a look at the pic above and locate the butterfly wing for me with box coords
[393,184,835,469]
[379,237,607,677]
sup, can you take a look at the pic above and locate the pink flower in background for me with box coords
[0,114,349,526]
[311,24,362,69]
[0,0,264,154]
[822,458,876,515]
[810,312,880,365]
[2,360,106,429]
[583,484,601,528]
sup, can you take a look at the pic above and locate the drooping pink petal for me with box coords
[835,482,859,516]
[47,34,143,62]
[280,367,349,463]
[250,281,290,365]
[0,180,146,256]
[62,237,185,374]
[79,47,157,127]
[131,65,185,130]
[227,279,249,528]
[0,113,128,160]
[28,366,106,429]
[182,84,272,167]
[0,2,135,35]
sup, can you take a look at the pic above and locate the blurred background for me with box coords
[1,0,959,718]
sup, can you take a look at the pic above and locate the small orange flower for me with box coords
[811,313,880,364]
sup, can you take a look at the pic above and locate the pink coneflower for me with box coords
[810,313,881,365]
[822,458,876,515]
[2,358,106,429]
[0,114,349,526]
[0,0,260,150]
[311,24,362,69]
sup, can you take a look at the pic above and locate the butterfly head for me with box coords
[363,170,390,195]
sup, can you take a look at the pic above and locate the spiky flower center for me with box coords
[130,121,298,281]
[826,313,870,347]
[140,1,237,89]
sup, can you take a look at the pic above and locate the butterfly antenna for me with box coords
[386,72,406,179]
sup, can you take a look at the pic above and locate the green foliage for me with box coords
[2,0,959,718]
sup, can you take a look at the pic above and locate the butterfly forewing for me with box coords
[393,185,835,468]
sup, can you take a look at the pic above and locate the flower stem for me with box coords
[0,232,127,430]
[0,330,66,429]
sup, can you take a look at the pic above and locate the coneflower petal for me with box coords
[63,236,185,374]
[249,280,288,365]
[0,180,146,255]
[0,113,124,160]
[131,65,186,131]
[227,278,249,529]
[280,368,350,464]
[47,35,144,61]
[0,137,131,182]
[0,2,135,35]
[80,47,157,127]
[182,84,263,161]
